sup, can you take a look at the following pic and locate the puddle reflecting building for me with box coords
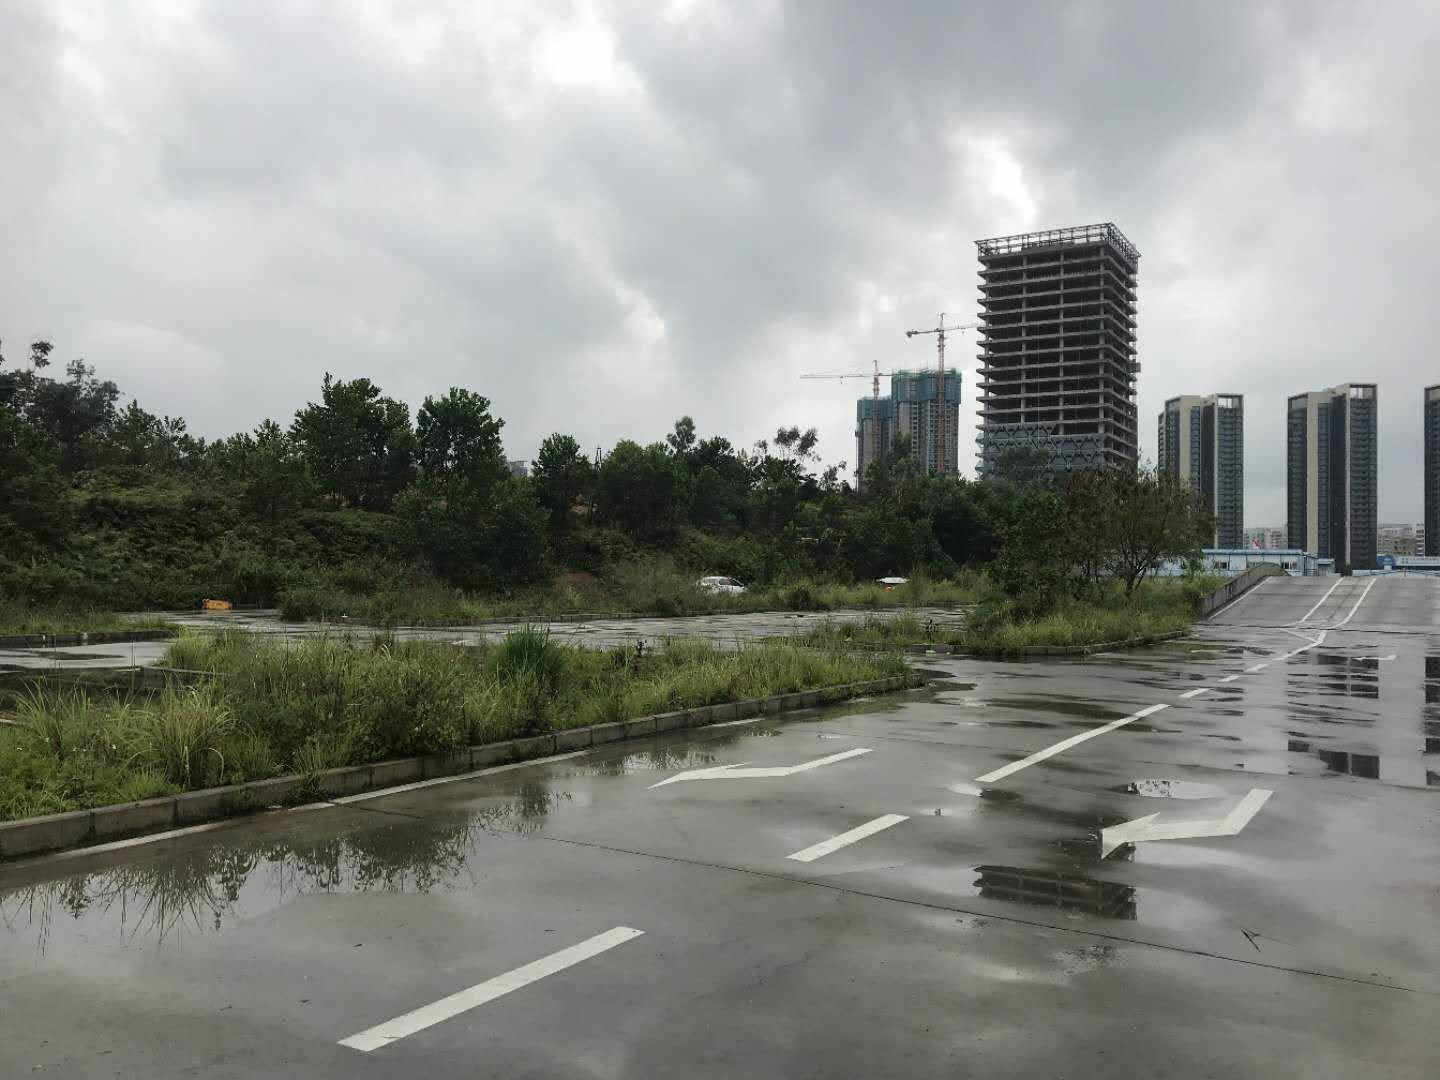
[973,864,1136,920]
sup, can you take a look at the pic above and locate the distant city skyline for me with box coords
[3,3,1437,525]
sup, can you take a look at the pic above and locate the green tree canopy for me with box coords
[415,388,506,489]
[530,433,594,534]
[290,374,415,510]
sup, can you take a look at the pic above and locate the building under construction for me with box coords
[854,369,961,489]
[975,223,1140,477]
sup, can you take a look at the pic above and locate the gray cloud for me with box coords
[2,0,1436,523]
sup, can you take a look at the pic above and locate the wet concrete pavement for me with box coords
[2,579,1439,1077]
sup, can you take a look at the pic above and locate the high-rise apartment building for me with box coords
[1286,384,1378,568]
[975,223,1140,477]
[853,369,961,488]
[1158,394,1244,548]
[1426,385,1440,555]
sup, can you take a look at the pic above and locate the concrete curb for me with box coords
[0,665,214,694]
[0,628,177,650]
[0,672,927,861]
[898,628,1188,658]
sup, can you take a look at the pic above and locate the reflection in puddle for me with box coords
[566,725,767,778]
[1286,739,1381,779]
[1289,653,1380,699]
[1,780,569,952]
[972,864,1136,920]
[1117,779,1229,800]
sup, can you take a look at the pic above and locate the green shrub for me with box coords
[125,685,234,788]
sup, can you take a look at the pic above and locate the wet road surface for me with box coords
[2,577,1438,1077]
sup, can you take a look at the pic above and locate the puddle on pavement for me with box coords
[1116,779,1230,800]
[0,770,600,954]
[1286,739,1381,779]
[969,864,1136,920]
[981,697,1122,722]
[1288,653,1381,699]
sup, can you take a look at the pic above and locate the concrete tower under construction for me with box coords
[853,370,961,489]
[975,223,1140,476]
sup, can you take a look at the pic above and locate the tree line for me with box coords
[1,340,1211,609]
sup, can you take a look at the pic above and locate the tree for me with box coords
[597,440,688,539]
[232,421,314,522]
[415,388,506,488]
[290,374,415,509]
[1066,467,1211,595]
[531,433,593,534]
[990,485,1077,615]
[24,357,120,473]
[666,415,697,458]
[0,401,70,555]
[395,476,548,591]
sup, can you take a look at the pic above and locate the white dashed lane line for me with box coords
[339,927,646,1053]
[786,814,909,863]
[973,629,1330,786]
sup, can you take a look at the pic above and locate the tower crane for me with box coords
[800,357,893,400]
[904,314,978,477]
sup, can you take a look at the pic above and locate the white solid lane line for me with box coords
[1292,577,1344,625]
[1245,663,1269,673]
[1218,674,1241,683]
[974,704,1170,784]
[786,814,909,863]
[1178,687,1211,699]
[1331,577,1377,628]
[339,927,645,1053]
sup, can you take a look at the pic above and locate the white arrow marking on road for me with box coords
[648,747,873,788]
[1100,788,1273,858]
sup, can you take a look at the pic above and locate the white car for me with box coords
[697,575,747,595]
[876,576,908,590]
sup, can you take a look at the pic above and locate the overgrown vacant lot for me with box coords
[794,578,1217,653]
[0,630,906,820]
[274,566,982,625]
[0,600,168,637]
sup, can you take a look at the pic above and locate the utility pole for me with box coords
[905,314,977,477]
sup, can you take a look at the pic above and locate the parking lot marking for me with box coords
[650,747,873,788]
[1100,788,1274,857]
[786,814,909,863]
[975,704,1170,784]
[1332,578,1377,628]
[1293,578,1344,625]
[338,927,645,1053]
[972,629,1332,787]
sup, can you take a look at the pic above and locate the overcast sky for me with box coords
[3,1,1437,525]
